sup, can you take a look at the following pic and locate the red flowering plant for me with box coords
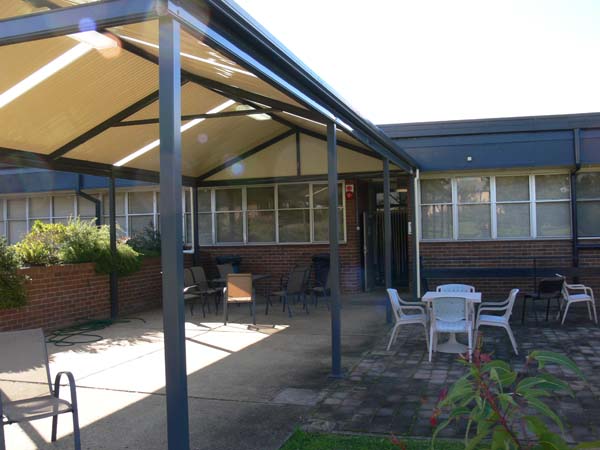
[430,334,600,450]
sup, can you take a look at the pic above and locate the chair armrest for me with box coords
[183,284,199,294]
[565,284,594,297]
[401,305,426,315]
[480,300,509,307]
[53,371,78,408]
[476,305,508,322]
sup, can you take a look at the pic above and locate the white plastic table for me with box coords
[421,291,481,353]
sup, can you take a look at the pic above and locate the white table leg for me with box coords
[436,332,468,353]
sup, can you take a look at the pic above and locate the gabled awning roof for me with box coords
[0,0,418,184]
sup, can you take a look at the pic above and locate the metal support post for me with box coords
[158,14,190,450]
[108,175,118,319]
[383,159,392,323]
[327,121,342,378]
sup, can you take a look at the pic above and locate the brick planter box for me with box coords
[0,257,163,332]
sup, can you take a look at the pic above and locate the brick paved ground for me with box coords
[305,301,600,444]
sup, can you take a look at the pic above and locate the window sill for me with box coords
[420,237,571,243]
[198,241,347,248]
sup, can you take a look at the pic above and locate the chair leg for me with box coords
[561,302,572,325]
[428,325,434,362]
[592,300,598,324]
[386,324,399,351]
[1,400,6,450]
[505,324,519,355]
[467,327,473,362]
[545,298,551,321]
[72,409,81,450]
[422,323,430,354]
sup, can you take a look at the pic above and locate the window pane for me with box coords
[496,176,529,201]
[215,189,242,212]
[184,189,192,213]
[312,184,342,208]
[29,197,50,218]
[198,213,213,245]
[8,221,27,244]
[278,184,309,209]
[535,174,570,200]
[129,191,154,214]
[576,173,600,200]
[458,204,490,239]
[129,215,153,236]
[78,197,96,217]
[247,187,274,210]
[278,210,310,242]
[216,212,243,242]
[248,211,275,242]
[421,205,452,239]
[497,203,530,238]
[8,199,26,219]
[536,202,571,237]
[0,221,5,237]
[53,196,74,217]
[198,189,211,212]
[577,201,600,237]
[102,193,125,216]
[421,179,452,204]
[184,213,192,245]
[313,208,345,242]
[457,177,490,203]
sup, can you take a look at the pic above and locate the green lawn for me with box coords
[280,430,464,450]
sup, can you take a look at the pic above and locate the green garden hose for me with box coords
[46,317,146,347]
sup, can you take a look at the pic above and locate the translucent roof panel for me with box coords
[109,21,307,110]
[0,0,101,20]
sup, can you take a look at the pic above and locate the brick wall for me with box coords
[419,239,600,299]
[0,257,164,332]
[196,181,362,294]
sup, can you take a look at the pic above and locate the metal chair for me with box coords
[216,263,234,280]
[190,266,221,314]
[0,328,81,450]
[311,269,330,309]
[267,266,310,317]
[223,273,256,325]
[386,288,429,352]
[429,296,472,362]
[476,289,520,355]
[556,275,598,325]
[521,277,564,324]
[184,268,208,318]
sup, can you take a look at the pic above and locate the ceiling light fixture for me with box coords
[113,99,236,167]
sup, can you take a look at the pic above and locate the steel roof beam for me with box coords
[0,0,158,46]
[114,108,279,127]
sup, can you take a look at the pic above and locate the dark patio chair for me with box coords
[190,266,221,314]
[0,328,81,450]
[311,269,331,309]
[267,265,310,317]
[521,277,564,324]
[184,268,209,318]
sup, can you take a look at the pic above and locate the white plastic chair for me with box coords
[556,276,598,325]
[475,289,520,355]
[429,296,472,362]
[386,289,429,352]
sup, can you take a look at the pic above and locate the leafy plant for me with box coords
[127,226,161,257]
[431,335,600,450]
[59,218,107,264]
[13,221,66,266]
[94,242,141,277]
[0,237,27,309]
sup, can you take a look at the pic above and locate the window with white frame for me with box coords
[576,172,600,237]
[420,178,453,240]
[420,174,572,240]
[198,182,346,245]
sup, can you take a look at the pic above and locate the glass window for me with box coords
[278,210,310,242]
[198,189,211,212]
[102,193,125,216]
[535,174,570,200]
[496,176,529,202]
[457,177,490,239]
[216,189,242,211]
[576,173,600,237]
[129,216,153,235]
[216,212,243,243]
[198,213,213,245]
[421,205,452,240]
[78,197,97,218]
[0,221,5,238]
[278,184,309,209]
[53,196,74,218]
[248,211,275,242]
[497,204,530,238]
[247,187,274,210]
[313,209,345,242]
[312,184,342,208]
[128,191,154,214]
[7,199,26,219]
[29,197,50,219]
[536,202,571,237]
[421,179,452,204]
[8,221,26,245]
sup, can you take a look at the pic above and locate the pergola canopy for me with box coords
[0,0,417,184]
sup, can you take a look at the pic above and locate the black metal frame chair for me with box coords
[521,277,564,324]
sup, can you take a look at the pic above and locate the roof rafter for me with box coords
[114,107,279,127]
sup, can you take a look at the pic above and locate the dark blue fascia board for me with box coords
[402,133,573,171]
[380,112,600,139]
[0,0,158,46]
[580,129,600,165]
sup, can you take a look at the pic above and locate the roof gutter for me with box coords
[196,0,419,173]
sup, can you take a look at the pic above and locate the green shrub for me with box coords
[59,218,106,264]
[127,226,161,257]
[94,242,141,277]
[13,221,66,266]
[0,237,27,309]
